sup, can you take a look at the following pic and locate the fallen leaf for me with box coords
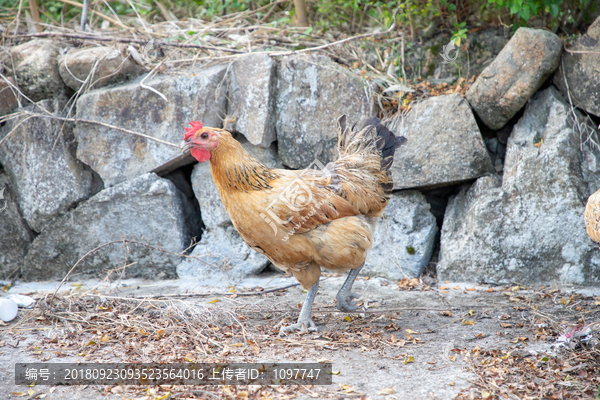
[340,384,354,393]
[317,357,333,363]
[453,286,460,290]
[208,297,219,304]
[378,387,395,395]
[462,320,475,325]
[402,356,414,364]
[326,370,340,375]
[509,337,528,343]
[221,344,230,356]
[482,390,492,399]
[440,311,452,317]
[405,329,419,335]
[100,334,110,342]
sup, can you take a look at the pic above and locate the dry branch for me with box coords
[10,31,246,54]
[21,111,180,148]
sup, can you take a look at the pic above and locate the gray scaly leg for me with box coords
[279,280,319,335]
[336,263,364,311]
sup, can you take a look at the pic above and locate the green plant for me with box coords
[488,0,563,23]
[451,21,468,45]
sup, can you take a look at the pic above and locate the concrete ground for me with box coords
[1,274,598,399]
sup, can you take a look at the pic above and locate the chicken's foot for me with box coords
[279,280,319,336]
[336,263,364,312]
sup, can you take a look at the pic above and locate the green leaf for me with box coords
[448,3,456,10]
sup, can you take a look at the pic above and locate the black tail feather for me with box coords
[359,116,406,170]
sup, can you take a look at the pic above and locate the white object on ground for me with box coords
[0,298,18,322]
[7,294,36,308]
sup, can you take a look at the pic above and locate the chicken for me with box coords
[585,189,600,243]
[182,115,406,334]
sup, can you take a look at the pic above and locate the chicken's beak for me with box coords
[181,140,192,153]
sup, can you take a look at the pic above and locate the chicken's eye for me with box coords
[200,133,209,140]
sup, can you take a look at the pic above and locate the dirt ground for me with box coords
[1,274,599,400]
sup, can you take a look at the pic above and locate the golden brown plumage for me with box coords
[585,189,600,243]
[182,115,405,333]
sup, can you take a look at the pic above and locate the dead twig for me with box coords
[120,283,302,299]
[20,111,179,148]
[269,23,396,57]
[8,31,246,54]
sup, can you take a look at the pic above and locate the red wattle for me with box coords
[191,148,211,162]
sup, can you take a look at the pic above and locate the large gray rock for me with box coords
[385,94,494,190]
[8,39,69,101]
[438,87,600,285]
[58,46,144,91]
[364,191,437,279]
[0,77,19,117]
[554,17,600,117]
[0,100,97,233]
[0,172,33,279]
[192,161,230,229]
[177,225,269,281]
[466,28,563,130]
[74,64,228,187]
[227,54,277,147]
[276,54,373,169]
[23,173,198,281]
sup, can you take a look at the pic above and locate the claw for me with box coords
[279,318,317,336]
[336,291,361,311]
[335,264,364,312]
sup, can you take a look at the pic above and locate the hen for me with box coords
[182,116,406,334]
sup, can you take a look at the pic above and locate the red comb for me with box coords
[184,121,203,140]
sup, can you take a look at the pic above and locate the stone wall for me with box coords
[1,20,599,285]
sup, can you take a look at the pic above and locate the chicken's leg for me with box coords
[336,263,364,311]
[279,280,319,335]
